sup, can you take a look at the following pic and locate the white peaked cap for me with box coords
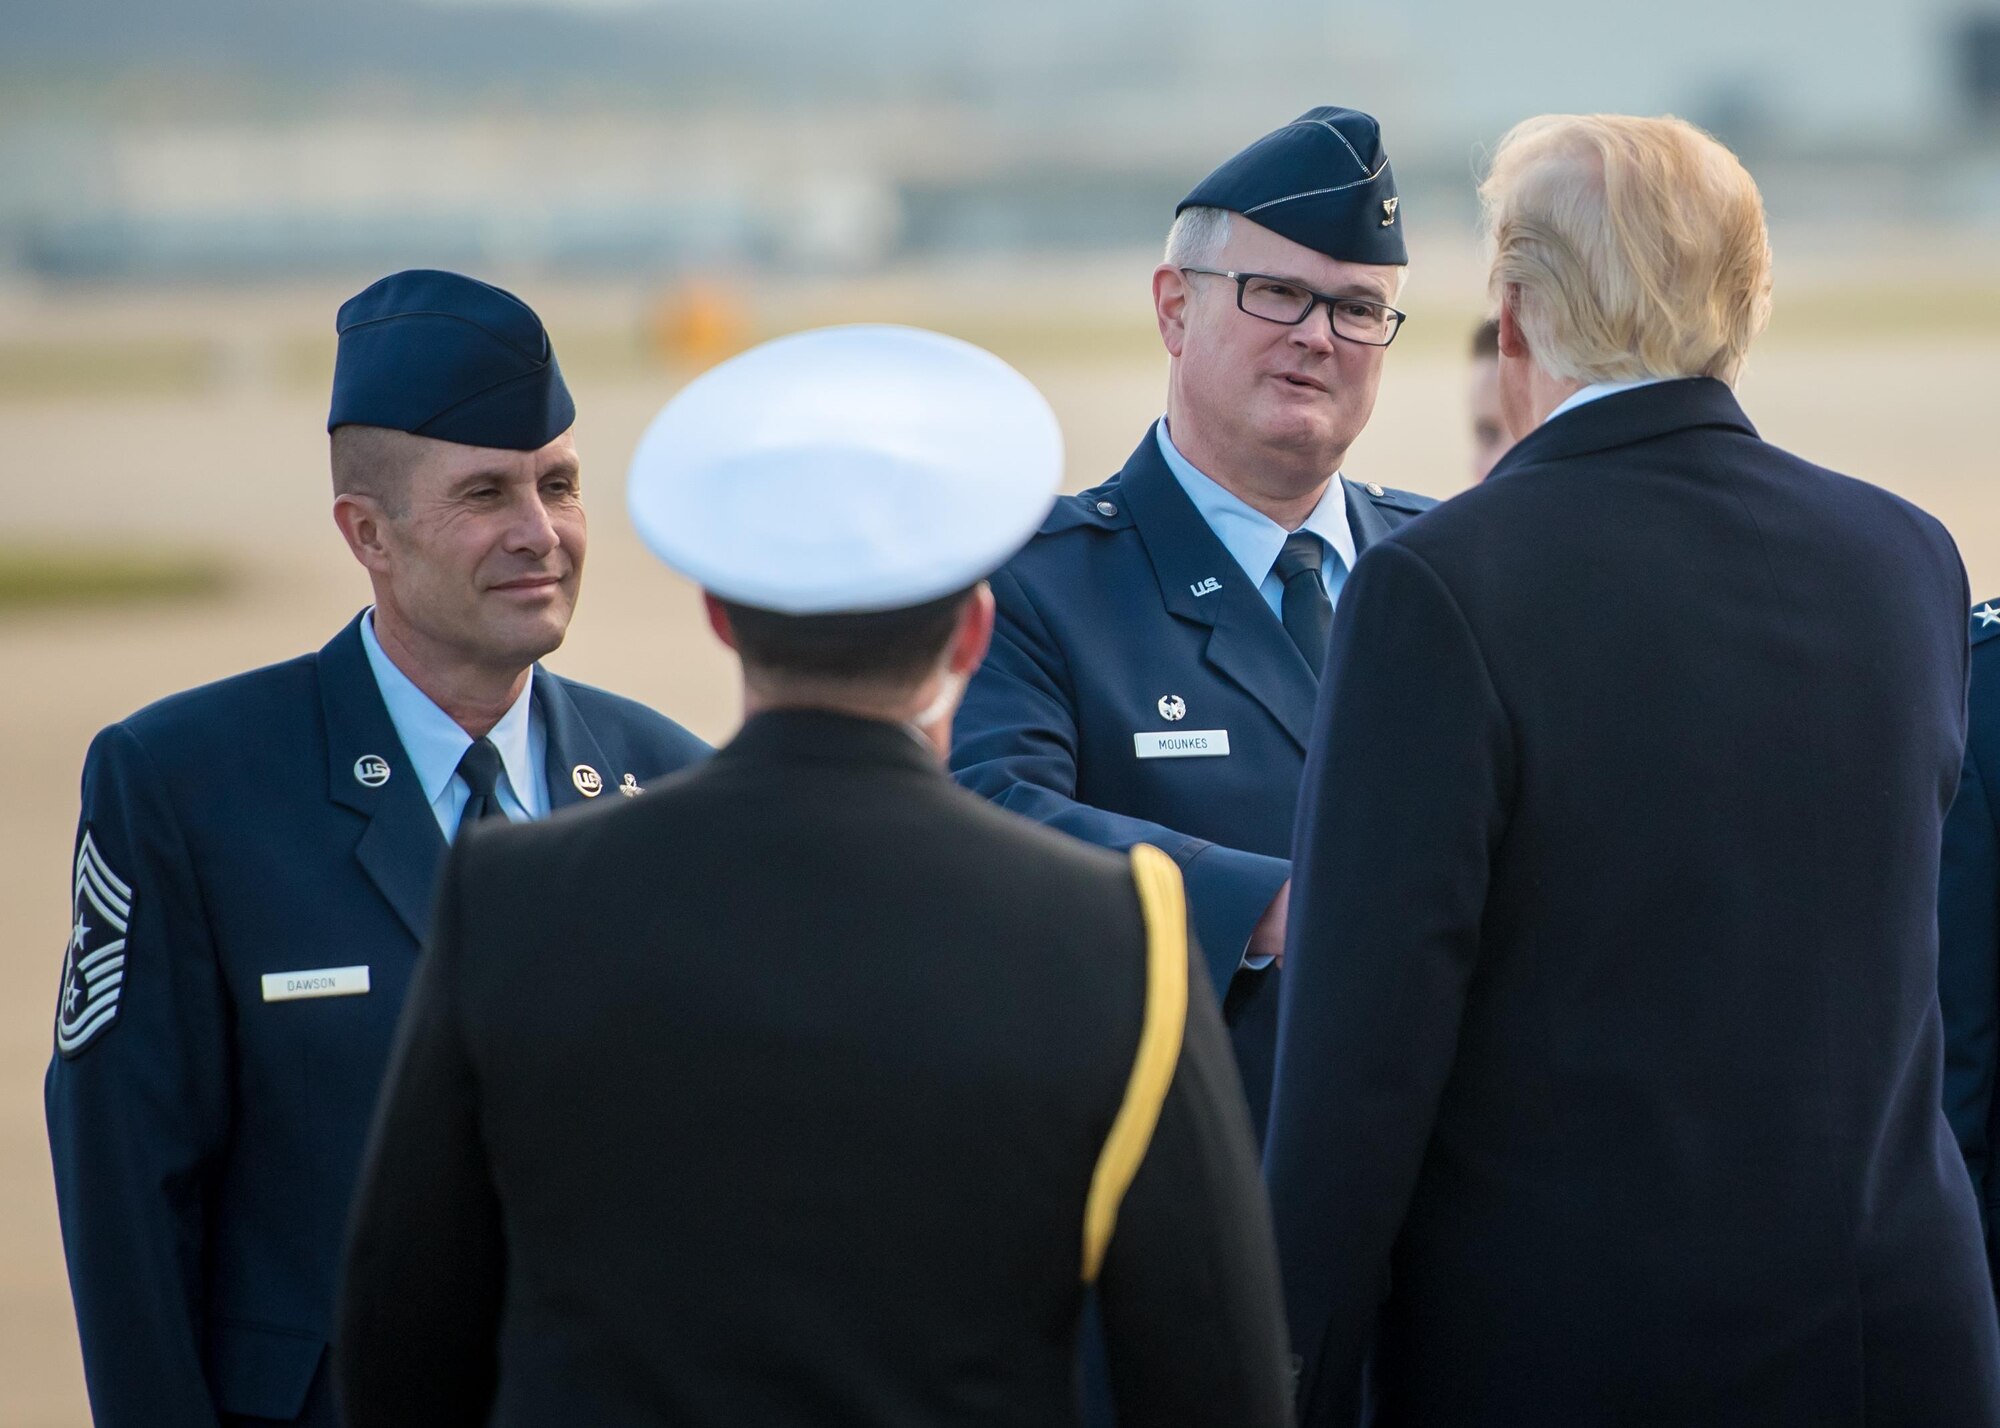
[626,324,1064,614]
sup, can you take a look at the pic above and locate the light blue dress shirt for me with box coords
[1155,418,1358,616]
[360,610,547,840]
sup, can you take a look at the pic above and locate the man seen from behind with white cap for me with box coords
[335,325,1293,1428]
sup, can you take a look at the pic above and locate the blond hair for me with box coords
[1480,114,1772,386]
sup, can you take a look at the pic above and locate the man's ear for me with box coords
[1153,264,1193,359]
[332,494,392,575]
[1496,286,1531,360]
[703,592,740,652]
[947,584,996,678]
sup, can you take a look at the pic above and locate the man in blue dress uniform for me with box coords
[44,269,708,1428]
[952,107,1433,1132]
[1940,597,2000,1284]
[1268,113,2000,1426]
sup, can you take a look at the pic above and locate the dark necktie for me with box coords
[1274,531,1334,677]
[455,738,508,834]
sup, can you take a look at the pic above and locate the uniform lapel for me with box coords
[536,672,615,811]
[319,613,448,942]
[1116,434,1317,751]
[1342,478,1393,554]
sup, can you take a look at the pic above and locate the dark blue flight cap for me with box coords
[328,269,575,450]
[1177,106,1407,267]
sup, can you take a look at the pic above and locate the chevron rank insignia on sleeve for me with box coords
[55,830,133,1057]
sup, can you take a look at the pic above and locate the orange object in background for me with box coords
[647,281,752,371]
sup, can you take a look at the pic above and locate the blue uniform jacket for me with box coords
[1268,378,2000,1426]
[952,428,1431,1129]
[1941,599,2000,1283]
[44,612,708,1428]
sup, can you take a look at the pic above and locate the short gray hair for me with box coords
[1164,206,1233,268]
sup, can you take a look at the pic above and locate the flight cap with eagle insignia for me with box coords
[1177,106,1408,266]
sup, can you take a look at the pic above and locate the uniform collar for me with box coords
[718,707,941,775]
[1155,417,1358,580]
[360,609,541,817]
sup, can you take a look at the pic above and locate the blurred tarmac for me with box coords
[4,254,2000,1423]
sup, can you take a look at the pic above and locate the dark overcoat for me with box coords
[1267,378,2000,1426]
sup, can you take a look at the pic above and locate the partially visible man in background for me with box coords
[1268,114,2000,1425]
[45,269,706,1428]
[336,325,1292,1428]
[1468,315,1512,480]
[1940,598,2000,1286]
[953,106,1433,1136]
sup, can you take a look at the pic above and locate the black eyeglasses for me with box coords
[1179,267,1407,347]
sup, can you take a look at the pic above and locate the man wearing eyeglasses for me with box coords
[952,106,1432,1136]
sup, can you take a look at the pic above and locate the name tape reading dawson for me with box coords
[1134,730,1232,759]
[261,966,372,1002]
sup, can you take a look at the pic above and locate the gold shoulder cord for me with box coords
[1081,843,1191,1282]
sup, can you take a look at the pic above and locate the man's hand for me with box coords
[1247,880,1291,968]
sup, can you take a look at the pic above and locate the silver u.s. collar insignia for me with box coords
[572,764,604,797]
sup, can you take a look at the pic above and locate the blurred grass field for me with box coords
[7,277,2000,403]
[0,547,232,608]
[3,242,1999,1424]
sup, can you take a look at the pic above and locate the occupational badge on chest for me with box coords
[1157,695,1186,722]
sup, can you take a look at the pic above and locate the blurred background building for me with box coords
[6,0,2000,281]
